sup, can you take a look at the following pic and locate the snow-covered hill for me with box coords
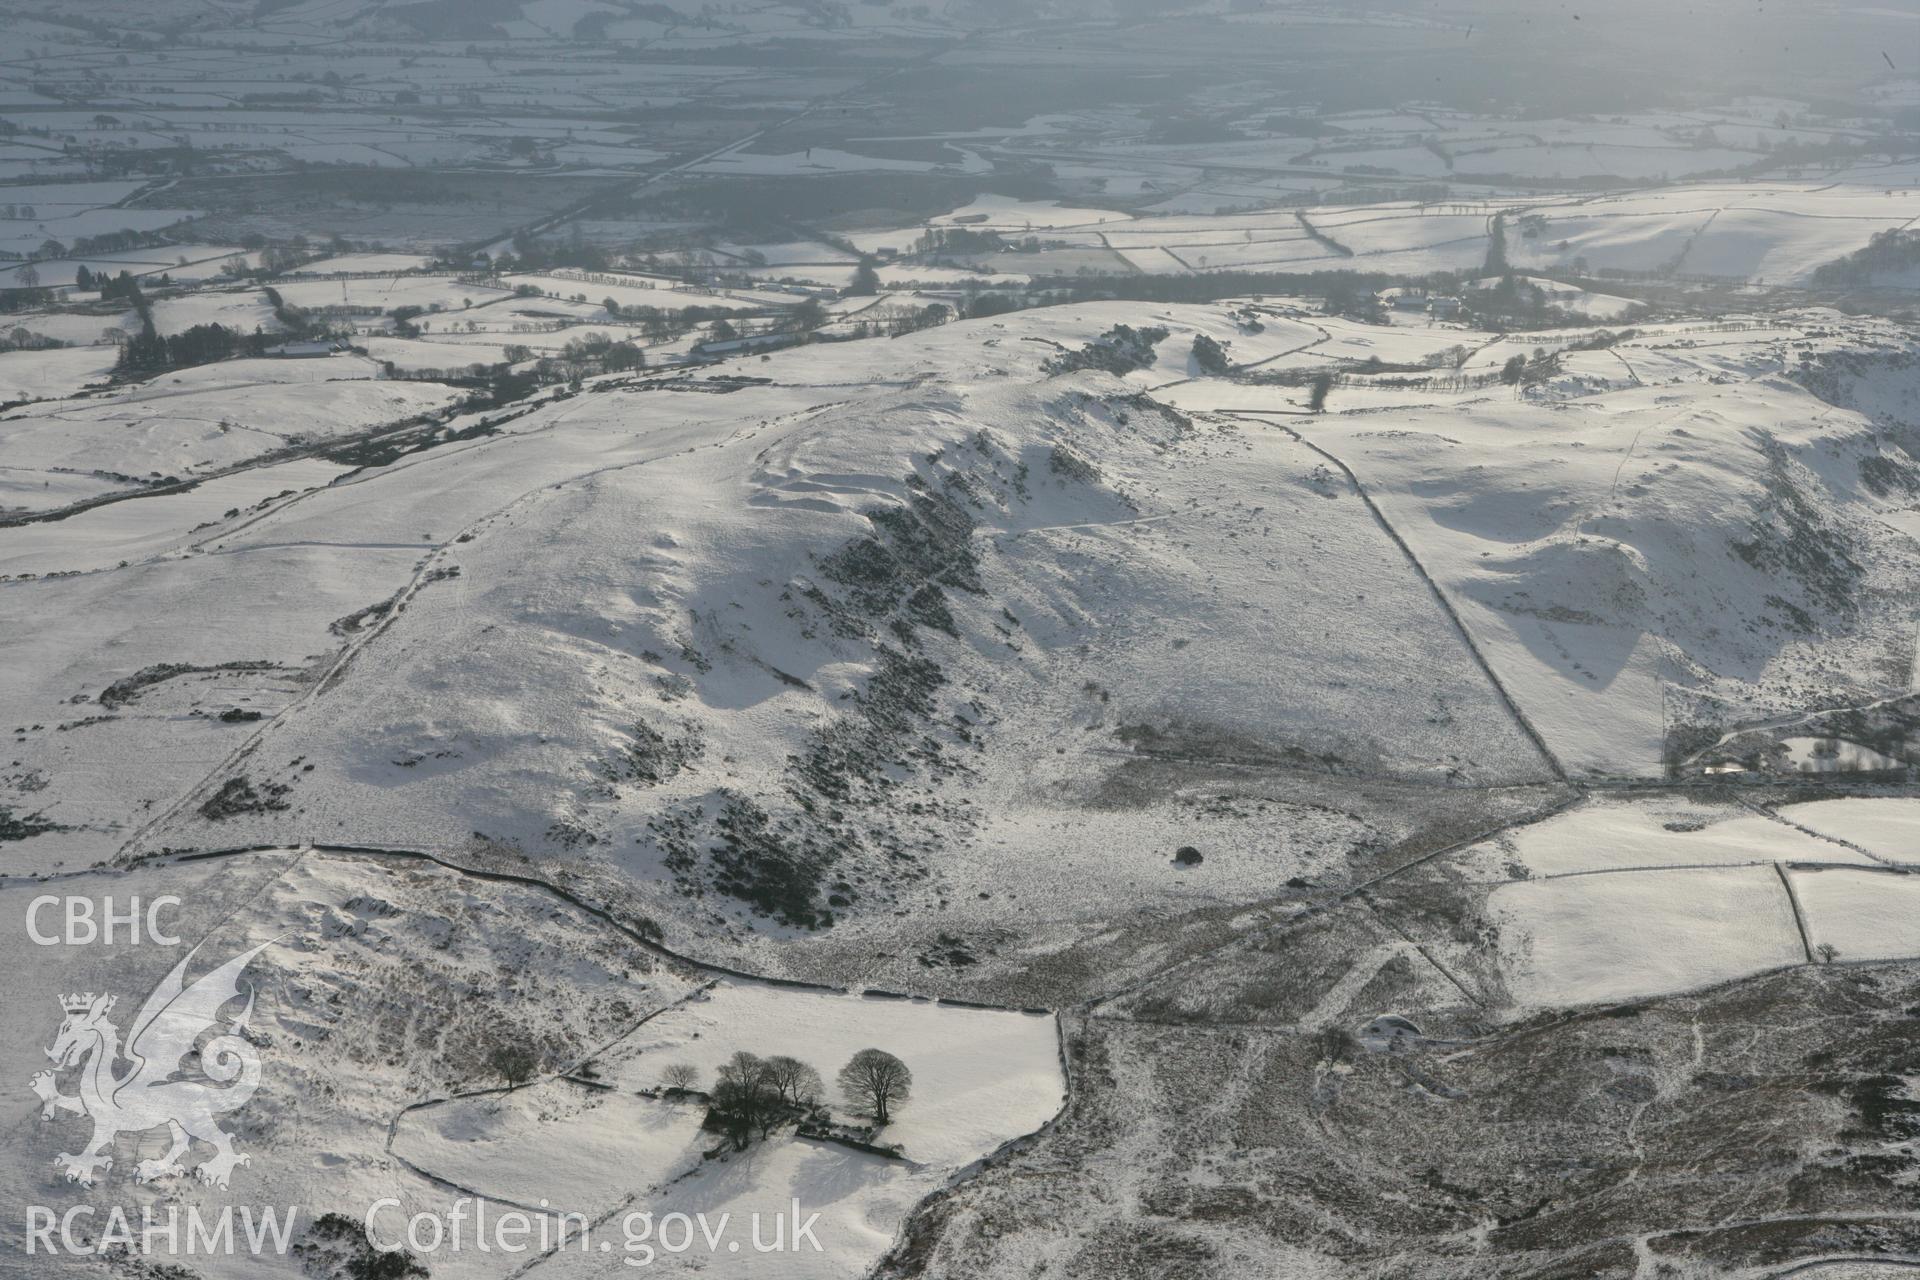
[9,289,1920,1280]
[76,306,1550,991]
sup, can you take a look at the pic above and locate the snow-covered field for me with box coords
[388,981,1063,1279]
[0,344,118,403]
[0,376,459,514]
[844,175,1920,286]
[1468,791,1920,1010]
[1490,864,1807,1008]
[603,982,1062,1166]
[1779,798,1920,865]
[1790,867,1920,963]
[1466,794,1881,878]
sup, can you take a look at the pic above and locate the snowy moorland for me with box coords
[6,0,1920,1276]
[8,283,1920,1277]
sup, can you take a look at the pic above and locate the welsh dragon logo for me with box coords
[29,938,276,1189]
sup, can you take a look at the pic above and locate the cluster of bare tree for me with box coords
[660,1048,913,1152]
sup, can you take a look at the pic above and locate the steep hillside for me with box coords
[125,306,1552,991]
[1291,317,1920,776]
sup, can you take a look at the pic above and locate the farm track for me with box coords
[1355,891,1488,1008]
[1078,786,1584,1015]
[1763,1256,1920,1277]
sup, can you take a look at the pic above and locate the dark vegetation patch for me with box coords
[646,431,1067,927]
[331,594,400,637]
[705,791,837,930]
[320,406,520,473]
[199,776,292,821]
[623,375,772,395]
[1825,1070,1920,1150]
[917,931,980,969]
[0,806,66,841]
[99,660,278,709]
[790,646,954,810]
[598,719,704,787]
[1115,719,1348,774]
[1294,210,1355,257]
[1043,324,1170,377]
[815,479,983,641]
[1190,332,1231,374]
[648,640,961,930]
[1860,452,1920,499]
[1812,227,1920,288]
[295,1210,429,1279]
[922,963,1920,1279]
[1793,348,1920,426]
[1047,444,1100,485]
[1730,433,1864,621]
[1676,693,1920,777]
[622,172,1051,242]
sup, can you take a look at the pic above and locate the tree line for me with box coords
[658,1048,914,1152]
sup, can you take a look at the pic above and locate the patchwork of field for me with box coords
[0,374,460,515]
[6,243,1920,1276]
[1781,796,1920,863]
[6,289,1913,1053]
[850,177,1920,287]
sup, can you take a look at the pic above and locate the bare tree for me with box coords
[846,259,880,297]
[764,1055,823,1109]
[662,1063,700,1092]
[793,297,828,331]
[838,1049,912,1126]
[708,1051,788,1149]
[1307,372,1333,412]
[486,1041,540,1088]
